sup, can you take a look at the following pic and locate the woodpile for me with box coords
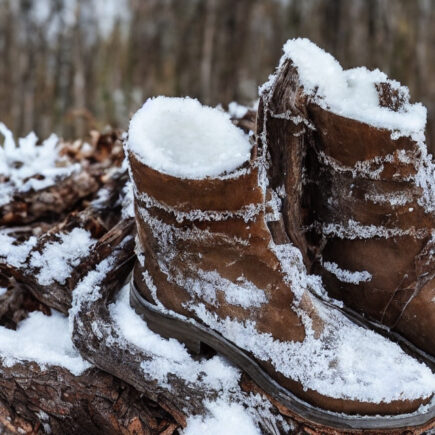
[0,52,434,432]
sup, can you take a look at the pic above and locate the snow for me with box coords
[30,228,96,286]
[413,139,435,213]
[36,411,52,434]
[364,191,413,207]
[187,298,435,403]
[0,232,37,267]
[270,111,316,130]
[228,102,249,119]
[169,268,267,309]
[0,287,7,296]
[320,218,429,240]
[121,180,135,219]
[183,400,260,435]
[69,249,121,327]
[270,242,327,301]
[272,38,427,138]
[0,123,80,206]
[127,97,252,179]
[0,310,91,376]
[323,261,372,284]
[317,150,387,180]
[109,286,241,390]
[135,188,263,224]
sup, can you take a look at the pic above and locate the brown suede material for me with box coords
[129,128,429,415]
[129,152,263,212]
[318,236,426,324]
[308,103,418,166]
[134,196,306,344]
[395,277,435,355]
[135,197,273,257]
[260,57,435,358]
[309,172,431,231]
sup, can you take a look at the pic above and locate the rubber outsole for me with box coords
[129,279,435,432]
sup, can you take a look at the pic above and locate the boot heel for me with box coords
[130,279,202,355]
[172,334,202,355]
[144,309,202,354]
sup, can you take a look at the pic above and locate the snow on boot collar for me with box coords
[127,96,252,180]
[260,37,427,139]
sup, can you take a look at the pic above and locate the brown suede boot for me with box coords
[126,95,434,430]
[258,38,435,360]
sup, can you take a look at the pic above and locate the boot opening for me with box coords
[127,96,252,180]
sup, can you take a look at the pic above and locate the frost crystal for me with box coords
[183,400,260,435]
[323,261,372,284]
[0,232,37,267]
[186,299,435,403]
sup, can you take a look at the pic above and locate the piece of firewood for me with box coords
[0,169,132,314]
[0,358,178,434]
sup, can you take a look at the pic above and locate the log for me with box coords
[1,168,131,314]
[0,209,180,434]
[0,129,124,227]
[0,355,179,434]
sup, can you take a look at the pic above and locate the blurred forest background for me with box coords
[0,0,434,152]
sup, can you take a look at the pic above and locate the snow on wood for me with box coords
[30,228,96,286]
[0,124,80,207]
[0,309,91,375]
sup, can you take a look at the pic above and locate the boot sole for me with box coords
[129,279,435,432]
